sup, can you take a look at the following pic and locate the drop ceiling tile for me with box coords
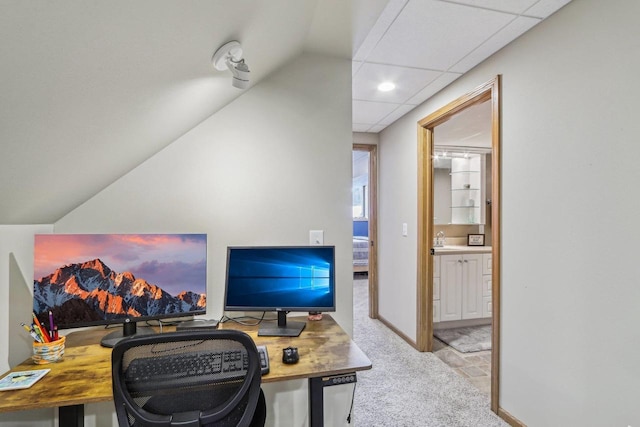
[446,0,538,14]
[524,0,572,18]
[353,62,442,103]
[450,15,540,73]
[353,123,373,132]
[353,0,409,61]
[406,72,462,105]
[368,124,388,133]
[352,0,395,54]
[353,100,401,125]
[378,104,416,126]
[366,0,515,70]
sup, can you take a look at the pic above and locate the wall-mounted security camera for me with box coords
[212,41,250,89]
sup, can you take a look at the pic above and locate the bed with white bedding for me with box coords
[353,236,369,273]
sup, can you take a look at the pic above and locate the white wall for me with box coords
[378,123,419,338]
[52,52,353,427]
[0,225,53,374]
[377,0,640,425]
[353,131,378,145]
[56,51,352,328]
[0,225,54,426]
[0,52,351,427]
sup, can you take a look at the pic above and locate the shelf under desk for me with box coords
[0,314,371,427]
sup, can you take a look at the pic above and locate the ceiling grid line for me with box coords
[352,0,571,133]
[437,0,543,17]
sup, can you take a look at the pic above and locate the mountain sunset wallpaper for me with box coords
[33,234,207,328]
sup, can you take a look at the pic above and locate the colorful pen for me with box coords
[21,322,43,343]
[48,311,55,340]
[30,323,45,343]
[30,329,43,343]
[32,312,50,343]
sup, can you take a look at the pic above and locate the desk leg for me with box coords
[309,377,323,427]
[59,404,84,427]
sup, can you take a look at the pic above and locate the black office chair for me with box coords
[111,329,266,427]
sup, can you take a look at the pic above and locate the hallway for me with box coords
[351,278,506,426]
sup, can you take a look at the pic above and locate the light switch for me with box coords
[310,230,324,245]
[402,223,408,237]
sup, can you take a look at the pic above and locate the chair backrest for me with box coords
[111,329,264,427]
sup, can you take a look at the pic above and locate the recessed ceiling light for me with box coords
[377,82,395,92]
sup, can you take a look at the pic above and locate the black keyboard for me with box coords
[125,345,269,391]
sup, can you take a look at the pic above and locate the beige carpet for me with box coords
[352,278,507,427]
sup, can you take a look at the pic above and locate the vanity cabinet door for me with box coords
[482,274,492,297]
[481,253,492,318]
[461,254,483,319]
[482,253,492,275]
[439,253,484,322]
[440,255,463,321]
[482,296,492,317]
[433,255,440,322]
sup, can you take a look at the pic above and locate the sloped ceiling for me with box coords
[1,0,570,225]
[0,0,349,224]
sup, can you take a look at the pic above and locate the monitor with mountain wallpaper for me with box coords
[33,234,207,347]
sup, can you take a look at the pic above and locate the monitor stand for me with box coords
[258,311,306,337]
[100,321,156,348]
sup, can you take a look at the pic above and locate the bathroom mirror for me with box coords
[433,100,492,225]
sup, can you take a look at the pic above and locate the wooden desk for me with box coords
[0,315,371,426]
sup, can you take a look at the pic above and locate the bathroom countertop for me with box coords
[433,245,492,254]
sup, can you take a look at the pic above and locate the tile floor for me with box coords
[432,337,492,397]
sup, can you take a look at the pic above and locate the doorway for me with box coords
[352,144,378,318]
[416,76,501,412]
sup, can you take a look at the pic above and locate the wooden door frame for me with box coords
[353,143,378,318]
[416,76,501,412]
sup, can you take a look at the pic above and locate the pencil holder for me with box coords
[32,336,65,364]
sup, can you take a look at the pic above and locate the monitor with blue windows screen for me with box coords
[224,246,336,337]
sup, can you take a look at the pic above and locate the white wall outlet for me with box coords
[402,223,408,237]
[310,230,324,245]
